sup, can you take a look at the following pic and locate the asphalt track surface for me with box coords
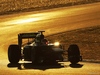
[0,2,100,75]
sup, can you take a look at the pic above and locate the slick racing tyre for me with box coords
[68,44,80,64]
[8,44,21,63]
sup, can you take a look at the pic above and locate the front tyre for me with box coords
[8,44,21,63]
[68,44,80,64]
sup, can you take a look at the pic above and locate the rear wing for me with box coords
[18,32,38,49]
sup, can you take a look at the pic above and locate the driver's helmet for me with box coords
[36,34,44,40]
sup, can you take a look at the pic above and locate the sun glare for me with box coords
[10,17,43,25]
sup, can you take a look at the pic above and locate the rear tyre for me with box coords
[68,44,80,64]
[8,44,21,63]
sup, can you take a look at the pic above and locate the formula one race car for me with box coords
[8,31,82,65]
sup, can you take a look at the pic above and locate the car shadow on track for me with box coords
[7,62,65,70]
[69,63,83,68]
[7,62,83,70]
[7,63,20,68]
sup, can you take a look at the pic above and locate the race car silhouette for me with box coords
[8,31,82,65]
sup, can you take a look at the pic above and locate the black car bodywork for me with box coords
[8,31,82,65]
